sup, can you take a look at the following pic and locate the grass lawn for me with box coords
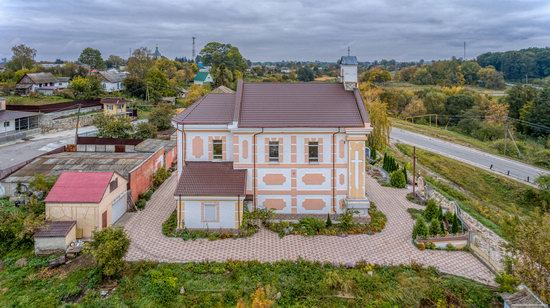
[395,143,544,237]
[392,118,550,170]
[379,81,507,97]
[0,249,501,307]
[5,95,72,106]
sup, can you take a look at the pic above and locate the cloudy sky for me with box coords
[1,0,550,62]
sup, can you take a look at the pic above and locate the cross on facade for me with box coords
[351,150,362,191]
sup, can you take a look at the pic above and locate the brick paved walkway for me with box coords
[125,174,495,285]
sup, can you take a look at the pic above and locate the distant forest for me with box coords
[477,47,550,81]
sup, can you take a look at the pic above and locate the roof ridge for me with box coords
[176,94,209,123]
[353,88,369,124]
[232,79,244,123]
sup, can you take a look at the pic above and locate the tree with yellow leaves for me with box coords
[359,83,391,151]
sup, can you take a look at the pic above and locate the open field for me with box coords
[5,95,72,106]
[379,81,507,96]
[0,249,500,307]
[395,143,546,237]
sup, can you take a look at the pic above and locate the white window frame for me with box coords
[308,141,319,163]
[212,140,223,160]
[268,141,279,162]
[202,202,219,222]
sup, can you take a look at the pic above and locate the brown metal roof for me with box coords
[174,162,246,197]
[173,93,235,125]
[34,221,76,238]
[238,83,366,127]
[172,81,368,128]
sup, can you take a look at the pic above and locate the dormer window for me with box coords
[213,140,223,160]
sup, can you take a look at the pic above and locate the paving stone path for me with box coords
[125,174,495,285]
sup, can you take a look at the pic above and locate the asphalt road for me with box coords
[0,126,97,170]
[391,127,550,184]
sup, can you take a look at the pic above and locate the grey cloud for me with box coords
[1,0,549,62]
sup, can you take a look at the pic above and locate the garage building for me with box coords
[44,171,128,239]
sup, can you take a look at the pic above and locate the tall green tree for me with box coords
[127,47,154,80]
[505,85,538,119]
[199,42,247,73]
[69,76,104,99]
[297,66,314,82]
[105,55,126,68]
[145,68,171,101]
[478,66,505,89]
[78,47,106,70]
[460,61,481,85]
[526,85,550,136]
[149,104,176,130]
[7,44,36,71]
[93,113,134,138]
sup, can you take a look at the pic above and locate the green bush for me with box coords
[389,170,407,188]
[383,153,399,173]
[85,227,130,277]
[145,268,179,304]
[413,216,429,239]
[429,218,442,236]
[423,199,439,221]
[153,167,171,188]
[495,273,520,293]
[299,217,325,235]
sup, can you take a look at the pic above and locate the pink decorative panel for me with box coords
[302,199,326,210]
[302,174,325,185]
[192,136,204,158]
[262,174,286,185]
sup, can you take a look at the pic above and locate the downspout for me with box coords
[182,124,186,166]
[237,194,241,230]
[252,128,264,210]
[178,195,182,230]
[331,129,339,214]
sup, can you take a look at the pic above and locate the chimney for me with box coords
[0,97,6,111]
[340,54,358,91]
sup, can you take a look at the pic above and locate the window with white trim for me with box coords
[269,141,279,162]
[308,141,319,163]
[203,203,218,222]
[213,140,223,160]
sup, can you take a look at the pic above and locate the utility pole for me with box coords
[463,41,466,60]
[74,103,82,144]
[412,146,417,195]
[192,36,196,61]
[347,46,351,56]
[504,118,509,155]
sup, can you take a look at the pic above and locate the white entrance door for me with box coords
[111,193,127,223]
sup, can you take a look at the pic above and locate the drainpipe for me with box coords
[252,128,264,210]
[178,195,182,230]
[237,194,241,230]
[331,128,340,214]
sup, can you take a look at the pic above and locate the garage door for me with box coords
[112,193,127,223]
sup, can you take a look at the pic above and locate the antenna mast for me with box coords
[192,37,196,61]
[347,46,350,56]
[463,41,466,60]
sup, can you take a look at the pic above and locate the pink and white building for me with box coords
[173,56,372,230]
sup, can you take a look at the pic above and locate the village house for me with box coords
[101,97,128,116]
[173,55,371,230]
[193,71,214,85]
[15,72,70,96]
[0,97,41,138]
[95,70,125,92]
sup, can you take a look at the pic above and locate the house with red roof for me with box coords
[172,55,372,230]
[45,171,128,238]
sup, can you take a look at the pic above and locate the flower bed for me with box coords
[265,203,387,237]
[162,208,272,241]
[410,199,467,250]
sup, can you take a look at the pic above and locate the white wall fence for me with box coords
[424,184,506,273]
